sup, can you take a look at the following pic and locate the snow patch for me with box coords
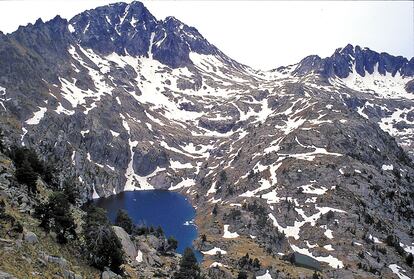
[136,250,143,263]
[382,164,394,171]
[210,262,228,268]
[68,24,75,33]
[223,224,239,239]
[169,159,193,169]
[92,186,99,199]
[399,242,414,254]
[26,107,47,125]
[299,184,328,195]
[256,270,272,279]
[341,63,413,100]
[389,264,410,279]
[291,244,343,268]
[110,130,120,137]
[169,178,195,190]
[201,247,227,255]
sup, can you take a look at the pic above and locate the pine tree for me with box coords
[15,160,38,193]
[34,192,77,243]
[0,129,5,153]
[25,148,44,174]
[167,236,178,251]
[84,224,124,272]
[83,205,109,227]
[156,225,164,237]
[83,205,124,273]
[237,271,248,279]
[173,247,201,279]
[407,253,413,267]
[62,178,79,204]
[115,209,134,234]
[212,204,218,216]
[9,145,56,188]
[252,258,261,269]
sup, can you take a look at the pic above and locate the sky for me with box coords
[0,1,412,70]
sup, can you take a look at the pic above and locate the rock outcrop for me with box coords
[112,226,137,261]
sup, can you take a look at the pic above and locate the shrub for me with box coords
[134,226,149,236]
[228,208,242,220]
[11,220,23,234]
[238,253,250,268]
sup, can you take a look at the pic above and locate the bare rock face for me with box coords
[101,270,121,279]
[112,226,137,261]
[24,231,38,244]
[133,149,169,176]
[0,271,17,279]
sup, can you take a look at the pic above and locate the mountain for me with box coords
[0,1,413,278]
[68,1,224,68]
[292,44,414,79]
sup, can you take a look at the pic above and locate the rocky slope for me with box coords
[0,147,186,279]
[0,1,413,278]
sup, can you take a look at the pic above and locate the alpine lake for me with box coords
[94,190,203,261]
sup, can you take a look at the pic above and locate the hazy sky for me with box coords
[0,1,412,70]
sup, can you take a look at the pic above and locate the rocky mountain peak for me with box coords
[67,1,220,68]
[11,15,72,57]
[34,18,44,26]
[293,43,414,79]
[335,43,355,55]
[164,16,182,25]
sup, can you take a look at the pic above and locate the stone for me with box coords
[112,226,137,260]
[101,270,121,279]
[37,257,48,267]
[63,269,82,279]
[47,255,68,268]
[145,253,163,267]
[24,231,38,244]
[0,271,17,279]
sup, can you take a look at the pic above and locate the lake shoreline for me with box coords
[93,189,203,261]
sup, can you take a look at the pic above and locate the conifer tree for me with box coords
[115,209,134,234]
[173,247,201,279]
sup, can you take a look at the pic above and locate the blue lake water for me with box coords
[94,190,202,261]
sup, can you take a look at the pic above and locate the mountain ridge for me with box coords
[5,2,414,74]
[290,43,414,79]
